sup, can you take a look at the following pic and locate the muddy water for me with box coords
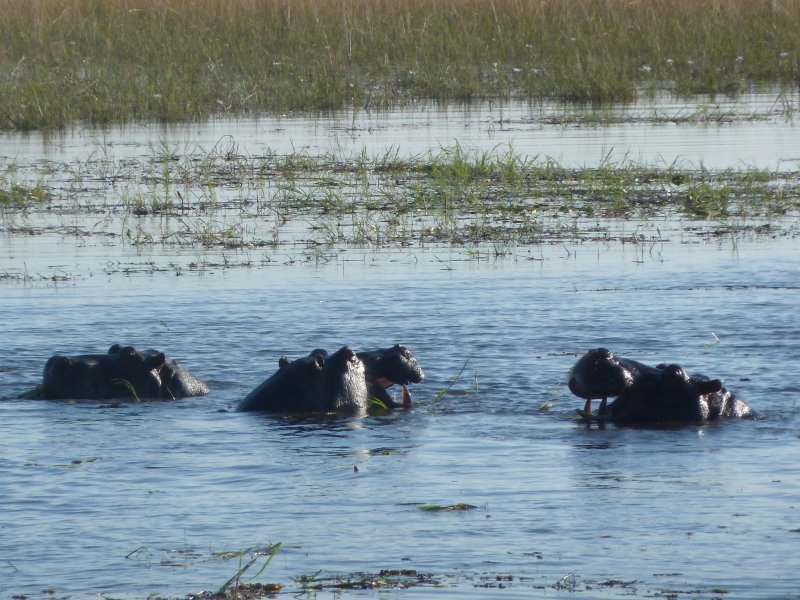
[1,98,800,599]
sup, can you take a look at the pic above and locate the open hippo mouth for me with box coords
[357,344,424,409]
[568,347,651,416]
[271,344,424,411]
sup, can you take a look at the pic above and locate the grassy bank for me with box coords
[1,0,799,130]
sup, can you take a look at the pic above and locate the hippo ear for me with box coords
[146,352,167,370]
[278,356,290,369]
[661,364,687,381]
[314,353,325,369]
[697,378,723,394]
[108,344,122,354]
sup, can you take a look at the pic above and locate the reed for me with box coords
[1,0,798,129]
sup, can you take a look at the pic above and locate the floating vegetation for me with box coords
[416,503,478,511]
[294,569,440,592]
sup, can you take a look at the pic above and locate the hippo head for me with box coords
[108,344,208,399]
[568,348,636,400]
[324,346,368,414]
[357,344,424,409]
[102,345,166,399]
[358,344,425,387]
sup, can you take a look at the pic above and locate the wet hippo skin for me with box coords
[37,344,208,400]
[568,348,760,425]
[108,344,209,398]
[268,344,425,411]
[236,346,368,414]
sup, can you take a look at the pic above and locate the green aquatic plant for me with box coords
[216,542,282,595]
[112,378,141,402]
[0,181,48,205]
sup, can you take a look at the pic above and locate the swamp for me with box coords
[1,1,800,599]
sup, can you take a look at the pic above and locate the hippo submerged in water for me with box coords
[568,347,759,425]
[107,344,209,398]
[236,346,368,414]
[32,344,208,401]
[236,344,424,415]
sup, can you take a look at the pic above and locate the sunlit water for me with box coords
[1,97,800,599]
[2,92,799,171]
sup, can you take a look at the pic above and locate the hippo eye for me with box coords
[118,346,139,359]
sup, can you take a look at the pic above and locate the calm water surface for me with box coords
[1,243,799,599]
[1,99,800,599]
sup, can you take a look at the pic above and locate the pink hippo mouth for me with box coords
[568,376,611,416]
[375,377,412,408]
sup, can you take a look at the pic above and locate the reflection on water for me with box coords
[3,93,799,170]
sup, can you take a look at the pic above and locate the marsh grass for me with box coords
[215,542,282,596]
[2,0,800,130]
[0,180,48,205]
[4,143,798,265]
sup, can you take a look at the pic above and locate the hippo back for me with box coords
[42,346,164,400]
[236,351,328,413]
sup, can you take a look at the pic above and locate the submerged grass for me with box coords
[3,143,798,268]
[2,0,800,130]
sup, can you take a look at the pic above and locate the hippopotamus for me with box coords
[107,344,209,398]
[568,348,759,425]
[269,344,424,411]
[236,346,368,414]
[35,344,208,401]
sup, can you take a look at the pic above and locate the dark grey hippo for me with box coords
[236,346,368,415]
[34,344,207,401]
[270,344,424,411]
[568,348,759,425]
[108,344,209,398]
[41,345,164,400]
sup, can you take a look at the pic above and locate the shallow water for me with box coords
[1,238,800,599]
[3,92,799,171]
[1,97,800,599]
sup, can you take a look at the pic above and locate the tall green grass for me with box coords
[1,0,799,130]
